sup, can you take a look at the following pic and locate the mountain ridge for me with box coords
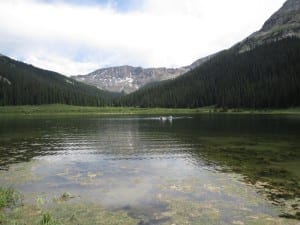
[72,65,188,94]
[261,0,300,32]
[0,54,118,106]
[71,53,216,94]
[236,0,300,52]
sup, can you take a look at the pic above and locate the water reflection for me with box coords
[0,115,299,223]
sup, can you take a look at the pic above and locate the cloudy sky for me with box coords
[0,0,285,75]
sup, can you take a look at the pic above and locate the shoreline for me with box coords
[0,104,300,116]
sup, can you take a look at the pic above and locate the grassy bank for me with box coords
[0,104,300,116]
[0,104,210,116]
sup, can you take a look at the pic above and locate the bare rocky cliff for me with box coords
[72,66,188,93]
[71,55,214,94]
[261,0,300,32]
[237,0,300,52]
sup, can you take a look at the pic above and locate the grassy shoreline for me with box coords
[0,104,300,116]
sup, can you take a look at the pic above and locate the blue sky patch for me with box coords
[39,0,143,12]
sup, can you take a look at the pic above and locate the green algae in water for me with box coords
[162,198,220,225]
[1,200,138,225]
[190,135,300,218]
[156,174,297,224]
[158,197,298,225]
[40,203,138,225]
[0,160,43,185]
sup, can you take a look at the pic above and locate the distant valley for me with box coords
[0,0,299,109]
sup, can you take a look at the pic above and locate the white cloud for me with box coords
[0,0,286,75]
[25,52,100,75]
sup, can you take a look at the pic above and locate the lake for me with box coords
[0,115,299,224]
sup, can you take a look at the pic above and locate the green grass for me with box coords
[39,213,62,225]
[0,187,21,209]
[0,104,300,116]
[0,104,213,116]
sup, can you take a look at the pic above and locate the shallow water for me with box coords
[0,115,299,224]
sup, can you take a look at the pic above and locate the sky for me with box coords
[0,0,286,76]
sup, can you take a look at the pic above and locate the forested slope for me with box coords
[119,38,300,108]
[0,55,119,106]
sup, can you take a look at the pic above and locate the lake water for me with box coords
[0,115,299,224]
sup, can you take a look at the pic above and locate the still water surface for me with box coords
[0,115,299,224]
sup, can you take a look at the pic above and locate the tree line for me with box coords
[118,38,300,108]
[1,38,300,108]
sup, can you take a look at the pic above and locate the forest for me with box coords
[0,38,300,109]
[118,38,300,108]
[0,55,119,106]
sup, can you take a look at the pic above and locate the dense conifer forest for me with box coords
[0,38,299,108]
[0,55,119,106]
[118,38,300,108]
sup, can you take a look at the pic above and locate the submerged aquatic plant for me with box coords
[53,192,76,203]
[40,213,63,225]
[59,192,74,201]
[36,196,45,207]
[0,187,22,209]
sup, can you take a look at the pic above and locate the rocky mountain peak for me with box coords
[236,0,300,52]
[72,55,214,93]
[261,0,300,32]
[72,65,189,93]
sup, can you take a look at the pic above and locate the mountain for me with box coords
[187,53,218,70]
[118,0,300,108]
[72,66,189,94]
[119,38,300,108]
[0,54,118,106]
[262,0,300,31]
[2,0,298,108]
[237,0,300,52]
[71,53,216,94]
[73,1,300,94]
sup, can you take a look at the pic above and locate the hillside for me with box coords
[119,38,300,108]
[0,55,118,106]
[237,0,300,52]
[118,0,300,109]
